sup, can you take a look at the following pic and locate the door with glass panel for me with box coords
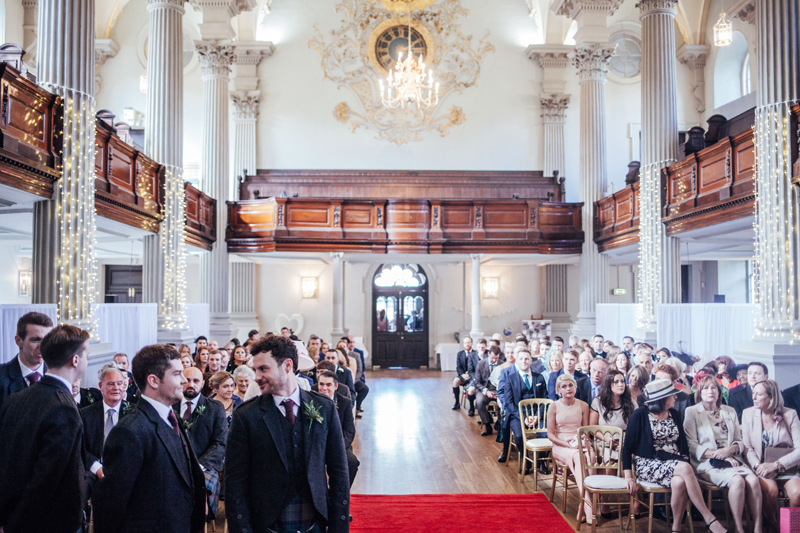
[372,264,429,368]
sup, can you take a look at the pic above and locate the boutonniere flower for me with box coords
[303,400,324,431]
[180,404,206,430]
[86,392,96,404]
[120,401,132,417]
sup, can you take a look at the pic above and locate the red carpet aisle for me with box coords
[349,493,575,533]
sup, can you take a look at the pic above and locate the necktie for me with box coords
[168,410,181,436]
[281,398,296,426]
[104,408,116,440]
[183,401,193,421]
[523,373,531,390]
[28,372,41,384]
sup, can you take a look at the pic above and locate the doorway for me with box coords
[372,264,429,368]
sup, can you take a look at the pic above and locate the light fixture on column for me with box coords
[301,277,318,298]
[139,72,148,94]
[482,277,499,299]
[18,270,31,297]
[713,7,732,47]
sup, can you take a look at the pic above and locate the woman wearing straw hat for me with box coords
[622,379,726,533]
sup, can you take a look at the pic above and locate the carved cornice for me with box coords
[21,0,36,9]
[730,0,756,24]
[233,42,275,65]
[551,0,624,19]
[677,44,710,69]
[196,42,234,78]
[571,43,616,83]
[189,0,255,17]
[526,45,574,69]
[231,93,260,120]
[636,0,678,17]
[540,94,570,123]
[95,39,120,67]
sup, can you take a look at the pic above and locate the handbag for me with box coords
[709,458,733,469]
[764,444,798,475]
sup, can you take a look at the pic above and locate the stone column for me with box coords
[230,261,259,339]
[197,43,237,342]
[543,264,571,339]
[735,0,800,388]
[142,0,191,342]
[677,45,711,116]
[34,0,97,329]
[331,252,346,339]
[636,0,682,334]
[22,0,37,69]
[470,254,483,339]
[569,43,614,338]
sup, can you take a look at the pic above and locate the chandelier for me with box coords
[379,5,439,109]
[713,8,732,46]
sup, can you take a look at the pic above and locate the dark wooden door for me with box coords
[372,265,428,368]
[104,265,142,303]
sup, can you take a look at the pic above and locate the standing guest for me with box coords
[729,362,769,422]
[181,354,194,369]
[622,379,727,533]
[82,364,131,483]
[453,336,477,413]
[72,378,102,408]
[589,357,609,403]
[114,352,139,403]
[621,336,635,362]
[742,380,800,532]
[210,371,242,427]
[308,335,322,363]
[248,329,260,342]
[195,347,210,373]
[655,347,672,363]
[634,349,654,379]
[344,336,369,417]
[497,349,548,467]
[317,370,359,487]
[0,324,89,533]
[568,335,580,348]
[225,335,350,533]
[627,365,650,408]
[547,374,591,523]
[202,350,223,396]
[325,350,356,398]
[590,370,635,430]
[548,348,591,403]
[591,335,607,358]
[614,351,632,375]
[474,346,501,436]
[0,311,53,408]
[280,327,291,338]
[684,375,761,533]
[194,336,209,354]
[578,350,592,374]
[233,365,255,399]
[93,345,206,533]
[209,340,219,351]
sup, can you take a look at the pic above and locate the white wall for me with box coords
[0,244,31,305]
[717,260,748,303]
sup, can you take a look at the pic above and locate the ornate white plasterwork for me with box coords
[571,43,616,83]
[540,94,570,123]
[308,0,494,146]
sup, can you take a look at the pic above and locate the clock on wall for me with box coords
[368,17,435,78]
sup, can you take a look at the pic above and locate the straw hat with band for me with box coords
[644,378,680,404]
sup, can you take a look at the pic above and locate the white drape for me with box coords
[0,305,58,364]
[657,304,758,360]
[185,303,210,342]
[596,304,640,344]
[436,343,461,371]
[92,304,158,359]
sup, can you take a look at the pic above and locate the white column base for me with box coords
[330,328,349,342]
[569,312,597,339]
[544,312,572,341]
[469,328,485,340]
[156,328,196,346]
[209,312,238,345]
[734,339,800,390]
[231,313,260,342]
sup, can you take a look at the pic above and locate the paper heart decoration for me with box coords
[275,313,304,335]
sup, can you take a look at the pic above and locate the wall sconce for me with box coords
[482,277,499,299]
[301,277,318,298]
[19,270,31,297]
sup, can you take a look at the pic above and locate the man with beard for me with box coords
[225,335,349,533]
[93,345,206,533]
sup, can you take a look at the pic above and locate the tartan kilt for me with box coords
[268,493,320,533]
[204,469,221,520]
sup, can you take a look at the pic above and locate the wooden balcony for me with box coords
[594,182,640,252]
[0,62,61,198]
[227,198,584,254]
[185,182,216,250]
[94,118,163,232]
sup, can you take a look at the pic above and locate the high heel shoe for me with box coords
[705,518,727,532]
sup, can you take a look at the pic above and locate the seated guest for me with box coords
[590,369,635,430]
[497,349,547,467]
[453,336,477,413]
[113,353,139,404]
[203,350,224,396]
[548,348,591,403]
[307,336,322,363]
[344,337,369,417]
[620,336,635,362]
[742,379,800,532]
[578,350,592,375]
[534,340,550,374]
[568,335,580,348]
[0,311,53,408]
[174,366,228,522]
[81,363,131,483]
[547,374,591,523]
[603,340,615,353]
[729,364,749,395]
[628,365,651,408]
[663,356,692,393]
[622,379,727,533]
[528,337,539,359]
[591,335,607,358]
[210,371,242,427]
[491,345,516,389]
[0,324,89,533]
[650,363,694,422]
[233,364,255,399]
[195,346,210,373]
[714,356,737,389]
[326,349,356,398]
[552,336,565,352]
[228,345,248,373]
[72,378,102,408]
[634,348,654,379]
[613,349,632,375]
[545,350,563,383]
[730,362,769,422]
[312,361,352,400]
[589,357,608,403]
[218,349,230,372]
[684,375,761,533]
[474,346,502,436]
[317,370,359,486]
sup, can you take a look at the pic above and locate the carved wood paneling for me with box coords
[185,182,217,250]
[226,198,584,254]
[593,182,640,252]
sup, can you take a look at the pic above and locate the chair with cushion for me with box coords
[518,398,553,485]
[550,456,574,513]
[632,466,695,533]
[698,479,731,529]
[575,425,634,533]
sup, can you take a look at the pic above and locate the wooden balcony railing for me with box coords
[227,198,584,254]
[594,182,640,252]
[185,182,216,250]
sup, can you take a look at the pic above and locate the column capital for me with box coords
[21,0,37,9]
[233,41,275,65]
[571,43,615,83]
[469,253,483,261]
[95,39,119,66]
[551,0,624,19]
[677,44,710,69]
[525,44,573,69]
[190,0,256,40]
[637,0,677,18]
[540,94,570,123]
[231,92,260,120]
[147,0,186,12]
[196,42,234,78]
[731,0,755,24]
[331,252,344,260]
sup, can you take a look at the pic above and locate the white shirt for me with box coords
[90,401,123,475]
[139,394,174,427]
[272,385,301,418]
[19,356,44,386]
[180,395,201,418]
[516,366,533,385]
[45,372,73,393]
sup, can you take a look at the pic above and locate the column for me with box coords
[142,0,191,342]
[230,261,259,340]
[677,45,711,116]
[197,42,237,342]
[22,0,37,69]
[637,0,682,335]
[543,264,571,339]
[94,39,119,95]
[33,0,97,330]
[735,0,800,389]
[470,254,483,339]
[331,252,346,339]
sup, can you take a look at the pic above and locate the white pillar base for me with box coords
[156,328,196,346]
[209,312,238,344]
[469,328,484,340]
[734,339,800,390]
[331,328,349,342]
[569,312,597,339]
[231,314,260,342]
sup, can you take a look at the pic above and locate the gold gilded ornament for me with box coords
[380,0,438,13]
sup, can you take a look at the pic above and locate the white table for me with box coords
[92,303,158,358]
[436,343,461,371]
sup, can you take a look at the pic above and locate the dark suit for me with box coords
[467,351,483,381]
[0,355,45,408]
[784,384,800,415]
[93,398,206,533]
[334,393,360,487]
[474,358,501,426]
[455,349,477,383]
[124,370,139,404]
[352,347,366,383]
[0,375,87,533]
[81,400,131,475]
[498,366,548,456]
[173,395,227,472]
[77,387,102,409]
[225,389,350,533]
[729,385,754,422]
[337,365,356,398]
[547,369,591,403]
[312,382,352,401]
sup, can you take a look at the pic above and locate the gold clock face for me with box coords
[368,18,435,78]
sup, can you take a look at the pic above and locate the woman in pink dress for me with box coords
[548,373,591,523]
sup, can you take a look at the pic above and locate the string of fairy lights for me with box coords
[160,165,189,331]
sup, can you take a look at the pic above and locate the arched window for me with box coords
[741,53,751,96]
[713,30,750,108]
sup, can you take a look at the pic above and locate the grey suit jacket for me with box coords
[474,358,500,394]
